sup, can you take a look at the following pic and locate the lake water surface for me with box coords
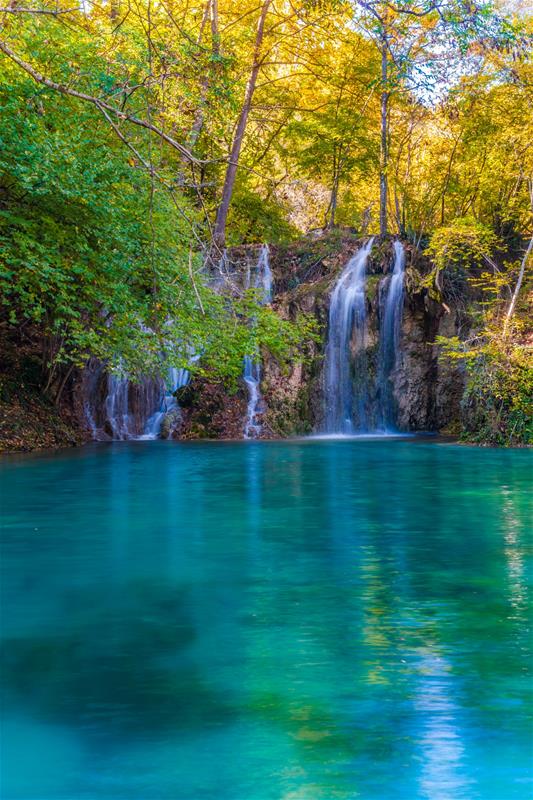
[1,439,532,799]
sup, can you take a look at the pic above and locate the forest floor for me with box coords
[0,392,84,453]
[0,325,85,453]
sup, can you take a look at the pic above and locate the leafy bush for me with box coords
[437,333,533,446]
[463,343,533,446]
[425,218,500,302]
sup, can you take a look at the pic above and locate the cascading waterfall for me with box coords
[104,373,132,440]
[377,240,406,431]
[243,245,272,439]
[248,244,273,300]
[83,362,191,441]
[243,358,262,439]
[141,367,190,440]
[323,237,374,434]
[83,238,407,442]
[99,372,165,440]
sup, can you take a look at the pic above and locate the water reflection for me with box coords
[501,485,528,617]
[414,649,470,800]
[1,440,532,799]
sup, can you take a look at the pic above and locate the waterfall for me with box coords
[323,237,374,434]
[104,373,132,440]
[243,245,272,439]
[377,240,406,431]
[243,358,263,439]
[83,362,191,441]
[101,372,165,440]
[247,244,273,301]
[141,367,190,440]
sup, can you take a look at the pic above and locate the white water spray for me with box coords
[243,245,272,439]
[377,240,406,430]
[323,238,374,433]
[141,367,190,440]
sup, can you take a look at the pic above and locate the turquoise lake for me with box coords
[1,439,532,799]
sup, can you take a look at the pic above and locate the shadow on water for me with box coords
[1,439,532,799]
[1,581,236,740]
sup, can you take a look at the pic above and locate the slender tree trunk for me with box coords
[212,0,271,248]
[361,205,372,235]
[503,233,533,336]
[329,180,339,228]
[440,130,462,225]
[394,188,402,235]
[327,147,339,229]
[188,0,215,151]
[211,0,219,47]
[379,34,389,236]
[54,364,75,406]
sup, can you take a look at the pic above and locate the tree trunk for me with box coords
[504,233,533,336]
[329,180,338,229]
[327,148,339,229]
[188,0,215,152]
[212,0,271,248]
[54,364,75,406]
[211,0,219,48]
[380,35,389,236]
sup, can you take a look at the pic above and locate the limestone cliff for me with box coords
[178,232,470,438]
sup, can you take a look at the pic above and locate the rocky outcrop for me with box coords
[172,232,469,439]
[394,293,467,432]
[176,378,249,439]
[71,234,472,441]
[1,232,472,451]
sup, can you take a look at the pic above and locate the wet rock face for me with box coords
[73,233,468,441]
[392,295,466,431]
[80,360,164,440]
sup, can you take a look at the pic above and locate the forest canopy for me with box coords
[0,0,531,415]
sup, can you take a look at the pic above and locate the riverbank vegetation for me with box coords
[0,0,531,447]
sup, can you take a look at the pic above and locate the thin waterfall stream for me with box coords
[84,364,191,441]
[378,240,406,430]
[140,367,191,440]
[99,372,164,440]
[323,237,374,434]
[243,245,272,439]
[104,373,131,440]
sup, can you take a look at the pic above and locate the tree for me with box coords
[0,5,308,396]
[350,0,518,235]
[281,34,378,230]
[212,0,272,248]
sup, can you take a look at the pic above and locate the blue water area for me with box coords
[1,439,532,799]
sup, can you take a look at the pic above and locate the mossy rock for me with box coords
[175,384,196,408]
